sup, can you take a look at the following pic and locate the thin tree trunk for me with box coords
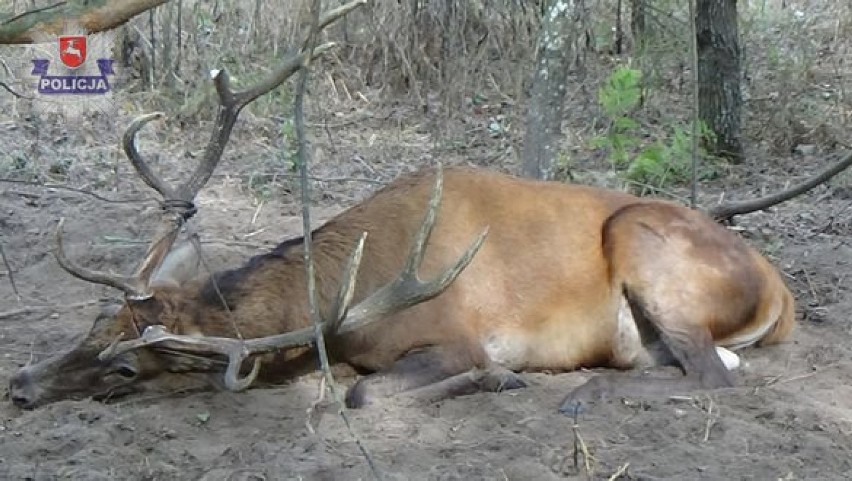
[631,0,647,106]
[630,0,645,47]
[614,0,623,54]
[522,0,581,180]
[696,0,743,162]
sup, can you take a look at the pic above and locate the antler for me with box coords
[99,167,490,391]
[54,0,368,299]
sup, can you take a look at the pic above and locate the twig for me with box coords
[213,172,386,185]
[801,268,821,304]
[702,396,716,442]
[0,178,157,204]
[608,462,630,480]
[0,1,67,26]
[621,179,689,203]
[187,231,243,340]
[707,151,852,222]
[27,337,36,365]
[0,80,31,99]
[0,243,21,303]
[766,363,840,386]
[305,376,327,435]
[294,0,380,479]
[0,299,101,319]
[570,404,593,478]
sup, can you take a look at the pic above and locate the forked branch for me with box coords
[99,167,489,391]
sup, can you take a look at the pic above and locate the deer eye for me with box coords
[107,363,138,380]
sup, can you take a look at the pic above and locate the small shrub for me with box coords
[591,66,719,191]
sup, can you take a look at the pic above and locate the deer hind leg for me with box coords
[345,341,526,408]
[559,293,735,412]
[560,282,739,413]
[558,204,761,413]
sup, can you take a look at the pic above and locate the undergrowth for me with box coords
[592,66,720,192]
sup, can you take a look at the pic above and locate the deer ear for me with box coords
[148,241,200,289]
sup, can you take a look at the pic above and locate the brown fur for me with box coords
[9,167,796,409]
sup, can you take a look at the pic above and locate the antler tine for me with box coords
[328,232,368,331]
[335,165,489,334]
[122,112,176,200]
[54,218,148,298]
[99,323,323,390]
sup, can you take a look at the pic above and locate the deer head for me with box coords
[9,0,376,409]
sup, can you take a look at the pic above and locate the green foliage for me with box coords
[553,151,575,181]
[626,123,717,186]
[592,66,718,191]
[244,117,298,202]
[594,66,643,167]
[598,67,642,119]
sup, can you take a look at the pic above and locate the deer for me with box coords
[8,0,852,411]
[61,39,83,61]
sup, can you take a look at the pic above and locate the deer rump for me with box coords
[9,167,795,410]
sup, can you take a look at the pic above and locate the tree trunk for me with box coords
[522,0,581,180]
[630,0,645,47]
[695,0,744,162]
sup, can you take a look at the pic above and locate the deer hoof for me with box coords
[558,376,610,414]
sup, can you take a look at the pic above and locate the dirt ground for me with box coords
[1,75,852,481]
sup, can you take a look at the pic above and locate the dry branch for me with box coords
[707,151,852,222]
[0,243,21,302]
[0,0,169,44]
[294,1,380,476]
[0,178,158,204]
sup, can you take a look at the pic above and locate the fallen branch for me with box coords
[0,299,101,319]
[707,151,852,222]
[0,178,158,204]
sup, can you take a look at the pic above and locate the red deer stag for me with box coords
[11,146,852,410]
[9,1,852,410]
[15,143,852,410]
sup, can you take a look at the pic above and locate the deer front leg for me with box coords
[345,342,526,408]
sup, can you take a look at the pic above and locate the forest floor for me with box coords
[1,1,852,476]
